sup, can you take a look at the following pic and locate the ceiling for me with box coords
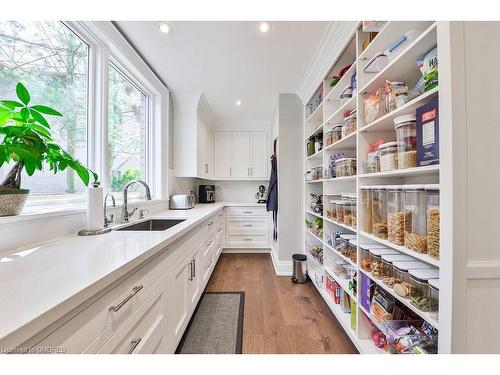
[115,21,329,121]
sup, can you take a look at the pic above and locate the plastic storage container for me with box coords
[360,243,389,271]
[343,199,353,227]
[381,254,413,287]
[336,233,357,252]
[392,261,432,297]
[409,268,439,312]
[368,247,399,278]
[342,110,357,138]
[345,239,357,264]
[387,186,405,245]
[379,142,399,171]
[426,185,440,259]
[335,200,346,223]
[331,125,342,143]
[372,187,388,239]
[404,186,427,253]
[351,198,357,229]
[325,130,334,147]
[335,158,357,177]
[429,278,439,321]
[325,198,337,221]
[361,188,373,233]
[394,114,417,169]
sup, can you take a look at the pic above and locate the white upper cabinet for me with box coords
[214,131,232,178]
[174,93,214,178]
[214,131,269,180]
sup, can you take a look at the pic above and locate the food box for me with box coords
[360,273,373,313]
[416,97,439,166]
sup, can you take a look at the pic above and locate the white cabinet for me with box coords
[214,131,269,180]
[225,206,270,249]
[214,131,232,178]
[197,113,212,177]
[187,247,201,308]
[169,255,191,346]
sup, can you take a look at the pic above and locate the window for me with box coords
[107,63,149,200]
[0,21,89,210]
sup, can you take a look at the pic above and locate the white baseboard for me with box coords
[222,248,270,254]
[270,247,293,276]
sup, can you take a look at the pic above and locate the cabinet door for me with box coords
[232,131,251,178]
[197,117,210,177]
[251,131,268,178]
[214,131,232,178]
[169,257,190,345]
[188,247,201,309]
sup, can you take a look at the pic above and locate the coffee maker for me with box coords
[199,185,215,203]
[255,185,267,204]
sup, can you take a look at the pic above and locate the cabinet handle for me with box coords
[128,338,142,354]
[250,167,253,176]
[243,211,252,214]
[248,167,251,176]
[109,285,144,312]
[188,261,194,281]
[243,224,253,227]
[205,163,208,173]
[217,227,223,233]
[192,259,196,278]
[243,238,253,241]
[218,213,223,217]
[208,221,214,226]
[229,167,232,176]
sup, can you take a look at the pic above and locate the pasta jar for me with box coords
[381,254,413,287]
[394,114,417,169]
[426,185,440,259]
[393,261,432,298]
[368,247,399,279]
[404,186,427,253]
[387,186,405,245]
[429,278,439,321]
[379,142,399,171]
[371,187,388,239]
[361,188,373,233]
[409,268,439,312]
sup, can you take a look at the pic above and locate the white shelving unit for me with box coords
[303,21,442,354]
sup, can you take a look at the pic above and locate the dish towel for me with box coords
[266,138,278,241]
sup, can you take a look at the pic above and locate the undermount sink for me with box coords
[115,219,185,231]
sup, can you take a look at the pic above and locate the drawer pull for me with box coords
[128,338,142,354]
[243,224,253,227]
[243,211,253,214]
[243,238,253,241]
[218,213,223,217]
[109,285,144,312]
[208,221,214,226]
[188,261,194,281]
[217,228,223,233]
[192,259,196,278]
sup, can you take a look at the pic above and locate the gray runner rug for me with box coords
[176,292,245,354]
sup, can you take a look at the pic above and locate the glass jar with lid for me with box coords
[368,247,399,279]
[426,185,440,259]
[429,278,439,321]
[361,188,372,233]
[409,268,439,312]
[387,186,405,245]
[392,261,432,298]
[394,114,417,169]
[371,187,388,239]
[404,186,427,253]
[360,243,387,271]
[379,141,399,171]
[381,254,413,287]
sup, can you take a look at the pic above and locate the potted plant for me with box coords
[0,83,96,216]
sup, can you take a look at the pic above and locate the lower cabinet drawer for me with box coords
[225,234,269,248]
[226,218,268,234]
[225,206,267,217]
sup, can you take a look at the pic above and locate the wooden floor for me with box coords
[205,253,358,354]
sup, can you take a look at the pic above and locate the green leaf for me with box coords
[29,124,52,139]
[0,100,24,109]
[24,159,36,176]
[29,109,50,128]
[21,107,30,121]
[30,105,63,117]
[16,83,30,105]
[69,161,90,186]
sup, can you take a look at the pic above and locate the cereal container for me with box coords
[404,186,427,253]
[379,142,399,171]
[426,185,440,259]
[343,200,353,227]
[361,188,372,233]
[387,186,405,245]
[409,268,439,312]
[381,254,413,287]
[393,261,432,298]
[371,187,388,239]
[429,278,439,321]
[394,114,417,169]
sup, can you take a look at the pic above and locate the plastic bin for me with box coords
[387,186,405,245]
[394,114,417,169]
[393,261,432,298]
[409,268,439,312]
[371,187,388,239]
[404,186,427,253]
[429,278,439,321]
[426,185,440,259]
[379,142,399,172]
[335,158,357,177]
[361,188,373,233]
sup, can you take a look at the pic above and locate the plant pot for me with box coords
[0,189,29,216]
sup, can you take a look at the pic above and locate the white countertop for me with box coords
[0,202,266,347]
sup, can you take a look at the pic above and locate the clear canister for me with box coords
[426,185,440,259]
[361,188,372,233]
[409,268,439,312]
[387,186,405,246]
[394,114,417,169]
[335,200,345,223]
[336,234,356,252]
[331,125,342,143]
[345,239,357,264]
[404,186,427,253]
[371,187,388,239]
[429,278,439,321]
[335,158,357,177]
[343,200,353,227]
[351,198,357,229]
[368,247,399,279]
[360,243,387,271]
[392,261,432,298]
[379,141,399,171]
[381,254,413,287]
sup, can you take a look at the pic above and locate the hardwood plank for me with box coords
[206,253,358,354]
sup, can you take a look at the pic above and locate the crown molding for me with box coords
[297,21,359,103]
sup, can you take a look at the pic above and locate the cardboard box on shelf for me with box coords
[416,97,440,166]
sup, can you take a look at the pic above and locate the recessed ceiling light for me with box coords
[158,23,172,34]
[236,100,242,106]
[259,22,271,33]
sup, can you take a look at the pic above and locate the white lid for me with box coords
[425,184,440,191]
[339,234,357,240]
[386,185,404,191]
[349,239,358,246]
[409,268,440,281]
[393,261,432,271]
[359,243,387,250]
[379,141,399,149]
[403,184,426,191]
[368,248,400,256]
[381,254,413,263]
[429,278,439,290]
[393,114,416,128]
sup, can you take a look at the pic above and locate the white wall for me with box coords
[198,179,266,203]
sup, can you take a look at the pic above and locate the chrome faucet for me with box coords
[121,180,152,222]
[104,192,116,227]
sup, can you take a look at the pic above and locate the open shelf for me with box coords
[324,217,357,233]
[305,229,324,244]
[359,164,439,179]
[306,210,323,219]
[324,95,357,126]
[306,122,323,139]
[323,175,357,182]
[325,266,355,299]
[324,243,357,268]
[324,62,357,103]
[323,131,357,151]
[306,149,323,160]
[305,101,323,123]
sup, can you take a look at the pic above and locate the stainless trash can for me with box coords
[291,254,307,283]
